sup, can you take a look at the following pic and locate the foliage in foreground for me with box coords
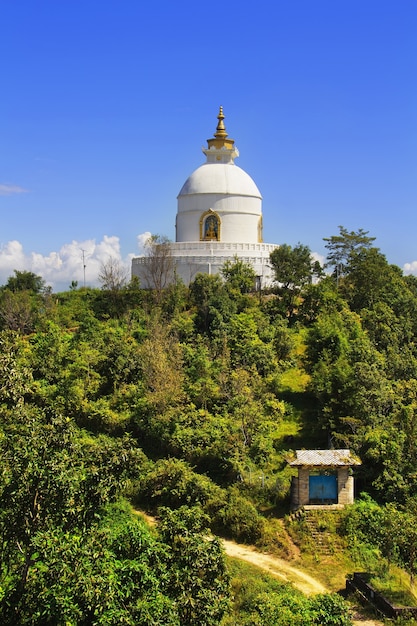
[2,228,417,622]
[224,561,352,625]
[342,495,417,595]
[0,349,230,625]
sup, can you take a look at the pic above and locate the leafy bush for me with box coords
[310,593,352,625]
[212,487,265,543]
[136,457,225,510]
[244,589,352,625]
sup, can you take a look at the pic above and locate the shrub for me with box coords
[212,487,265,543]
[136,458,224,511]
[310,593,352,625]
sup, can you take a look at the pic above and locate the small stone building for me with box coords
[289,449,361,510]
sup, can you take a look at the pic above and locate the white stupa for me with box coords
[132,107,278,287]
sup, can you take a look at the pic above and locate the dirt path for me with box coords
[222,539,327,595]
[222,539,383,626]
[136,511,382,625]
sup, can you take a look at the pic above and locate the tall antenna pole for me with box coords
[81,249,87,287]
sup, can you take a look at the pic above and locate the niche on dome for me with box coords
[258,216,263,243]
[200,210,221,241]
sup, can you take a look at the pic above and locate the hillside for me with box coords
[2,229,417,624]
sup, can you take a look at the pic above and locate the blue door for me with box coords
[309,474,337,503]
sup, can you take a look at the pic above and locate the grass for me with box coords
[283,509,417,611]
[369,567,417,607]
[278,367,310,394]
[277,358,327,451]
[221,534,417,624]
[221,558,309,626]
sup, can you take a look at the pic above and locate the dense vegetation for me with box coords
[2,227,417,623]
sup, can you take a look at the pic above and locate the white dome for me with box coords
[178,163,262,199]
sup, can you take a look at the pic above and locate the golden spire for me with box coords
[206,106,235,151]
[214,106,228,139]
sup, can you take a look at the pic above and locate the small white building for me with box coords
[132,107,278,287]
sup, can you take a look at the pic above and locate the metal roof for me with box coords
[289,449,361,467]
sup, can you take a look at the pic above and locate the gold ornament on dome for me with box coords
[206,106,236,151]
[200,209,221,241]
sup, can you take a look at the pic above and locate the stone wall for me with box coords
[290,468,310,508]
[337,468,354,505]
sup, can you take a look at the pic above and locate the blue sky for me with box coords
[1,0,416,290]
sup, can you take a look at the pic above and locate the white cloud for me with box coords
[311,251,326,267]
[136,231,152,255]
[0,184,28,196]
[0,235,138,292]
[404,261,417,275]
[0,240,26,271]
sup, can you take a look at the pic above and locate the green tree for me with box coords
[189,273,235,336]
[305,305,391,450]
[226,312,277,375]
[270,243,318,290]
[4,503,180,626]
[323,225,376,279]
[297,277,343,326]
[212,486,265,543]
[159,277,188,320]
[138,318,184,413]
[221,256,256,294]
[0,334,145,623]
[158,506,231,626]
[137,458,224,511]
[362,380,417,501]
[269,243,321,320]
[0,406,144,621]
[0,330,32,408]
[182,339,222,410]
[342,247,401,311]
[2,270,46,294]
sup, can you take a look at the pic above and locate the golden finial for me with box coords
[214,106,228,139]
[206,106,235,153]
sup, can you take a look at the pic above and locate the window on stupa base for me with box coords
[200,210,221,241]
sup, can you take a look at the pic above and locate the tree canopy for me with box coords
[1,226,417,623]
[2,270,46,294]
[323,225,376,278]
